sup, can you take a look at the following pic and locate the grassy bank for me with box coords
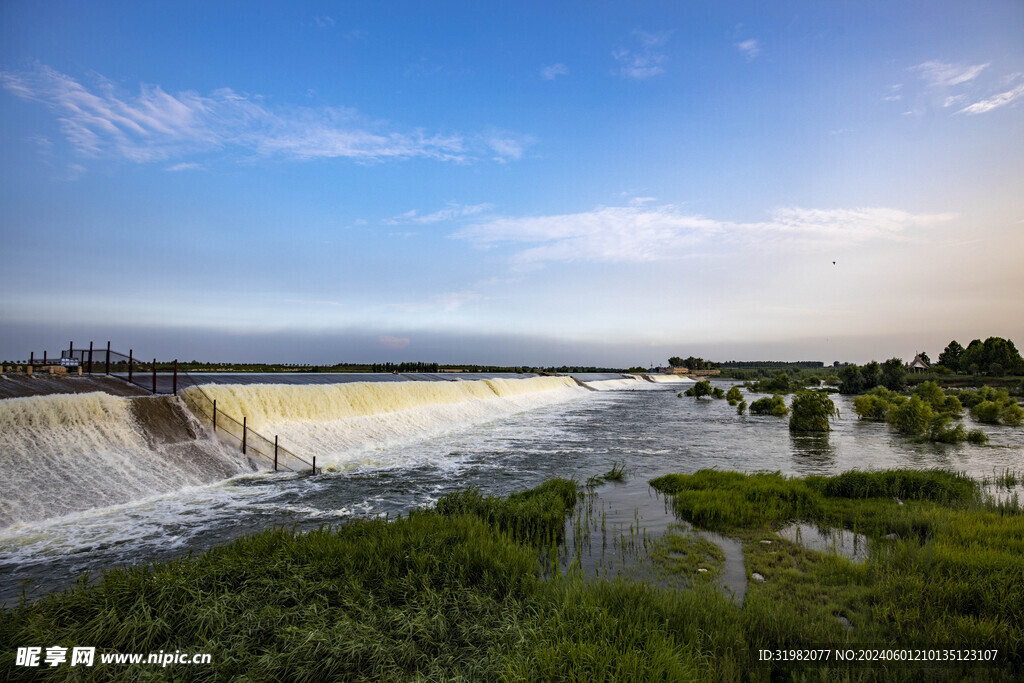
[2,473,1021,680]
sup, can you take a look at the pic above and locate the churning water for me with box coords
[1,375,1021,605]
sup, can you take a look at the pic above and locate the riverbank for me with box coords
[2,471,1019,681]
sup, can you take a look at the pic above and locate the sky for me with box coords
[1,1,1022,367]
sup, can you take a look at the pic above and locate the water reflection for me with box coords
[790,432,836,470]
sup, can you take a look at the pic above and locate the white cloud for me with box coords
[314,15,335,28]
[613,30,671,80]
[541,63,569,80]
[166,162,201,172]
[912,60,989,88]
[957,82,1024,114]
[454,204,955,268]
[735,39,761,59]
[0,65,525,165]
[384,202,494,225]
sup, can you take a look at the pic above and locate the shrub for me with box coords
[749,394,788,417]
[736,400,747,415]
[711,387,725,400]
[972,400,1002,424]
[789,391,839,432]
[852,394,890,421]
[684,380,712,399]
[967,429,989,444]
[725,386,742,403]
[1001,402,1024,427]
[887,396,933,436]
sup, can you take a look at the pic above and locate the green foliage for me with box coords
[960,336,1024,376]
[860,360,882,389]
[837,364,864,394]
[938,340,964,373]
[736,399,747,415]
[711,386,725,399]
[887,395,933,436]
[1002,402,1024,427]
[881,357,907,391]
[973,400,1002,424]
[748,372,793,394]
[668,356,684,367]
[851,394,891,421]
[683,379,712,399]
[967,429,989,444]
[913,380,946,410]
[725,386,742,402]
[748,394,788,417]
[788,391,839,432]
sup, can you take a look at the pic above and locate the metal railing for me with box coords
[181,375,318,474]
[24,340,317,475]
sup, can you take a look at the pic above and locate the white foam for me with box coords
[0,392,250,528]
[184,376,587,470]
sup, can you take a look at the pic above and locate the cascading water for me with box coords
[184,376,588,471]
[0,392,253,528]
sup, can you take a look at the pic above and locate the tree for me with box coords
[861,361,882,389]
[918,351,931,365]
[881,358,907,391]
[938,340,964,373]
[668,356,685,368]
[838,364,864,394]
[684,380,712,399]
[789,391,840,432]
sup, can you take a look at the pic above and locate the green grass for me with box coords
[2,472,1020,681]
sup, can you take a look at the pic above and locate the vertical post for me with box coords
[68,341,73,358]
[128,349,133,384]
[242,416,247,454]
[30,352,34,366]
[106,341,111,375]
[274,435,279,472]
[43,350,47,365]
[213,399,217,430]
[88,341,94,374]
[312,456,316,474]
[152,358,157,394]
[173,360,178,396]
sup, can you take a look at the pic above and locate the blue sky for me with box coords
[2,1,1022,366]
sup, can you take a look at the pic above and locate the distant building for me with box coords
[908,354,930,372]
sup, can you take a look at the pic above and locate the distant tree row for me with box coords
[838,359,908,394]
[668,356,717,370]
[936,337,1024,376]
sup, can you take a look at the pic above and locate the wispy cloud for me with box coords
[454,204,955,269]
[384,202,494,225]
[912,60,989,88]
[0,64,526,166]
[613,30,671,80]
[392,290,484,313]
[313,15,335,28]
[957,82,1024,114]
[735,39,761,59]
[540,63,569,80]
[166,162,201,172]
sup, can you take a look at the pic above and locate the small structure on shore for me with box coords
[908,354,930,373]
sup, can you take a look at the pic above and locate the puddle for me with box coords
[557,480,747,605]
[777,523,869,562]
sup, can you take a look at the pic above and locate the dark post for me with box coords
[43,350,47,365]
[128,349,133,384]
[30,352,34,366]
[88,341,94,374]
[242,416,247,454]
[213,399,217,430]
[173,360,178,396]
[106,341,111,375]
[152,358,157,394]
[274,435,279,472]
[312,456,316,474]
[69,341,73,358]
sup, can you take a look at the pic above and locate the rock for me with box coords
[883,533,899,541]
[759,539,772,545]
[697,567,708,573]
[752,572,766,583]
[836,615,853,632]
[895,497,904,506]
